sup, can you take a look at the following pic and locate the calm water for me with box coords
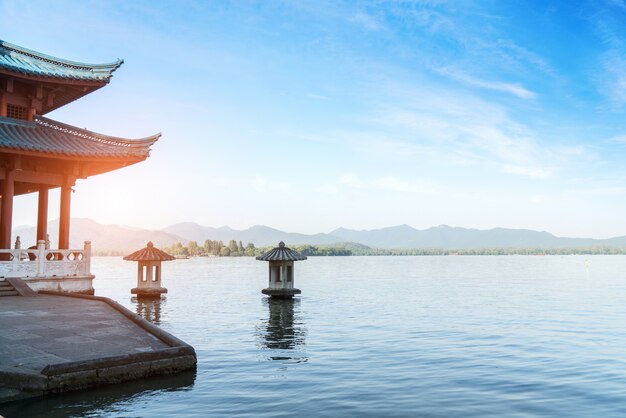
[6,255,626,417]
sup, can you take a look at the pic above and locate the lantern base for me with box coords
[262,288,301,298]
[131,287,168,299]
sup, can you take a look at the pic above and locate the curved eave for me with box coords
[0,116,160,161]
[0,40,123,83]
[0,68,111,87]
[36,116,161,147]
[0,146,149,162]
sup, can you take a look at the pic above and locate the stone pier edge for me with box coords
[1,291,197,402]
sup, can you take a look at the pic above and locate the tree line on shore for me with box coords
[161,240,353,257]
[166,240,255,257]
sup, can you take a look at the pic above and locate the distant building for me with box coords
[0,40,160,293]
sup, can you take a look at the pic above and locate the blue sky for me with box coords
[4,0,626,238]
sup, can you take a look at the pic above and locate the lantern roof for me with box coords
[256,241,307,262]
[124,242,175,262]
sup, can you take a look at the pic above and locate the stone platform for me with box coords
[0,290,196,403]
[262,288,301,298]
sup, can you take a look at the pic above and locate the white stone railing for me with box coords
[0,240,91,278]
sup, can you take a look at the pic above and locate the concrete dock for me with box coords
[0,286,196,403]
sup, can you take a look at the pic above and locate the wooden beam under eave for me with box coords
[0,69,105,88]
[6,169,66,186]
[14,182,58,196]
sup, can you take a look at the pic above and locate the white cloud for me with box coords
[502,165,552,179]
[530,195,546,204]
[316,184,339,194]
[351,11,383,31]
[331,173,438,195]
[372,85,543,171]
[372,176,437,193]
[437,67,536,99]
[253,176,290,192]
[601,53,626,106]
[339,173,364,188]
[610,134,626,144]
[306,92,329,100]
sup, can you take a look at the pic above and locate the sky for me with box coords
[3,0,626,238]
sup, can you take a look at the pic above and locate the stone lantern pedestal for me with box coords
[257,242,307,299]
[124,242,175,299]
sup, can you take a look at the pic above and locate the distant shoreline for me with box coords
[93,247,626,257]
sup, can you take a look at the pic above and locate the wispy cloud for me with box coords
[372,176,437,193]
[600,53,626,107]
[339,173,365,188]
[502,165,552,179]
[332,173,438,194]
[253,176,290,192]
[605,0,626,10]
[316,184,339,194]
[437,67,536,99]
[306,92,329,100]
[351,11,383,31]
[609,134,626,144]
[372,85,544,167]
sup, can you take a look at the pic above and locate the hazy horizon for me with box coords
[5,1,626,239]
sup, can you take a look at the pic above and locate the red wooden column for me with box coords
[37,186,48,242]
[58,185,72,249]
[0,93,6,117]
[0,170,14,249]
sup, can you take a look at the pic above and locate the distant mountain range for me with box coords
[161,222,340,246]
[12,218,626,252]
[13,219,183,252]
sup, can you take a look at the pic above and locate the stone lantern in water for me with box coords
[124,242,175,299]
[256,241,307,298]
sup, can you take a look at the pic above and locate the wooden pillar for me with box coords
[0,170,14,249]
[37,187,48,242]
[0,93,6,117]
[58,185,72,249]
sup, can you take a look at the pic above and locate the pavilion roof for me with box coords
[256,242,307,262]
[0,116,160,159]
[124,242,176,262]
[0,40,122,83]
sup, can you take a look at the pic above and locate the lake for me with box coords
[6,255,626,417]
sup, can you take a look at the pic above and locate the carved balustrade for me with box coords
[0,240,92,278]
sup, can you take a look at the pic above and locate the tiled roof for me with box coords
[124,242,176,262]
[0,116,160,158]
[0,40,122,82]
[256,242,307,262]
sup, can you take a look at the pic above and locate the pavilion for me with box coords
[0,40,160,293]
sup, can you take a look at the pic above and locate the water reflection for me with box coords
[258,298,307,362]
[132,297,164,325]
[1,370,196,418]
